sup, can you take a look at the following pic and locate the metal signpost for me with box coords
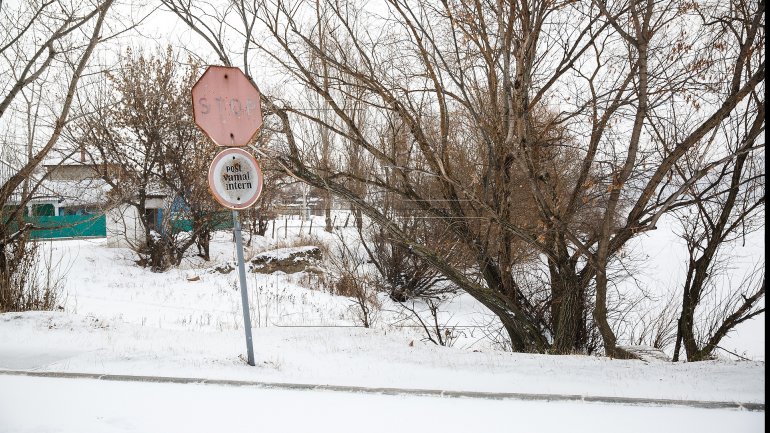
[192,66,264,366]
[208,148,263,366]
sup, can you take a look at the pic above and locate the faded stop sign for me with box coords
[208,148,264,210]
[192,66,263,146]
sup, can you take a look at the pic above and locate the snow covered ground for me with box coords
[0,309,764,403]
[0,374,763,433]
[0,221,764,432]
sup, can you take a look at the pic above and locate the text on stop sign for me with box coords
[197,96,259,118]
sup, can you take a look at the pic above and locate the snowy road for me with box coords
[0,375,763,433]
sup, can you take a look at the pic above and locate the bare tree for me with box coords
[312,0,336,233]
[163,0,764,357]
[669,91,765,361]
[76,47,220,270]
[1,0,115,311]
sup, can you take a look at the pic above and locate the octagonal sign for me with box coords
[208,148,264,210]
[192,66,263,147]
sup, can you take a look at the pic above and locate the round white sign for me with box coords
[208,148,264,210]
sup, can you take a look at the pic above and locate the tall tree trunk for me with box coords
[550,263,588,354]
[324,190,333,232]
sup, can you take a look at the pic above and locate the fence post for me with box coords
[299,216,304,235]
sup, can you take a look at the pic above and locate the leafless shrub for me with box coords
[397,295,460,347]
[332,274,360,298]
[326,231,380,328]
[361,217,459,303]
[0,235,63,312]
[626,291,681,351]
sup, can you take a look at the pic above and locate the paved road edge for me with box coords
[0,369,763,412]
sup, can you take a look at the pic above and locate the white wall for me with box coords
[105,204,143,248]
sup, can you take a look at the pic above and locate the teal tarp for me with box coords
[28,214,107,239]
[5,211,231,240]
[170,211,233,233]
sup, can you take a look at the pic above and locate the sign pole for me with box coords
[232,210,255,366]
